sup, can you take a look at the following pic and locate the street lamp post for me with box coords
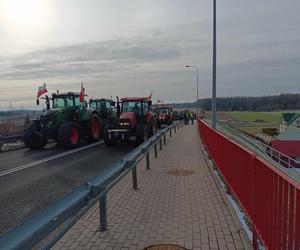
[185,65,199,117]
[212,0,217,129]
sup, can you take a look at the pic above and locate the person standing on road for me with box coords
[184,111,189,125]
[190,111,194,125]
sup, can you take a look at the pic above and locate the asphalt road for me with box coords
[0,141,134,234]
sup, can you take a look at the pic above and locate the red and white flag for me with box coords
[148,89,154,100]
[157,98,163,103]
[37,83,47,98]
[80,82,85,102]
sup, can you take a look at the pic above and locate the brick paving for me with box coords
[52,124,251,250]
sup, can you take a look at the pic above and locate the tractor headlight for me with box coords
[119,122,130,126]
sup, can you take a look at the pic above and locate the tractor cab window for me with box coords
[99,100,109,109]
[122,101,142,115]
[90,101,97,109]
[157,108,169,114]
[143,102,150,113]
[53,97,65,108]
[53,96,76,108]
[74,96,81,107]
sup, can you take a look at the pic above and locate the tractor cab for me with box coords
[119,97,153,126]
[156,106,172,114]
[52,92,83,109]
[155,105,173,127]
[89,98,117,121]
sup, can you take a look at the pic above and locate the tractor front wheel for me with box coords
[88,114,102,142]
[136,124,148,145]
[104,124,117,146]
[24,122,47,149]
[57,121,80,148]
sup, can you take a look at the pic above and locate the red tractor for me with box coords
[104,96,157,146]
[155,105,173,128]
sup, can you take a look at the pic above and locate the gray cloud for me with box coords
[0,0,300,109]
[0,36,186,80]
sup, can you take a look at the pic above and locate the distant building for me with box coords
[279,112,300,133]
[273,112,300,161]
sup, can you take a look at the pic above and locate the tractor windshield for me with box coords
[157,108,170,114]
[90,100,109,110]
[122,101,142,115]
[53,95,78,108]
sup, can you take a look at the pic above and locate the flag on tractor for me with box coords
[80,83,85,102]
[37,83,47,98]
[147,90,154,100]
[157,98,163,103]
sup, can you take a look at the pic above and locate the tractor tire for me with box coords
[104,124,117,146]
[57,121,80,148]
[136,124,148,145]
[151,119,158,136]
[23,122,47,149]
[87,113,102,142]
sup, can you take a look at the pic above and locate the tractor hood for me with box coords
[39,108,69,128]
[119,112,137,128]
[40,109,59,122]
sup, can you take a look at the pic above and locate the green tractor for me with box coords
[89,98,118,122]
[24,92,102,149]
[89,98,118,137]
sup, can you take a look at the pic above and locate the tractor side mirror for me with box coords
[36,99,40,105]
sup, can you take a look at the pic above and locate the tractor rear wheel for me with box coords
[88,113,102,142]
[24,122,47,149]
[136,124,148,144]
[104,124,117,146]
[57,121,80,148]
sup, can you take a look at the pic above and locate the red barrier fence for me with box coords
[198,119,300,250]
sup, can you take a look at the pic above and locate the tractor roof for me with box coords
[90,98,113,102]
[52,92,80,97]
[121,97,151,102]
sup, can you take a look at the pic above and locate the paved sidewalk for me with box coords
[53,125,250,250]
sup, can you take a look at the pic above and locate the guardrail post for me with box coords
[174,126,177,133]
[169,129,172,138]
[146,152,150,169]
[154,143,158,158]
[159,138,162,150]
[163,134,166,145]
[132,165,138,190]
[99,193,108,231]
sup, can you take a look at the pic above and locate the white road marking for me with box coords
[0,141,104,177]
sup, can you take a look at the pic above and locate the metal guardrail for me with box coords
[219,122,300,166]
[218,122,300,180]
[0,135,23,152]
[198,119,300,250]
[0,121,183,250]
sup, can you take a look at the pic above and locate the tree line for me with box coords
[171,93,300,111]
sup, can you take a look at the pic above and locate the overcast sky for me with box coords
[0,0,299,109]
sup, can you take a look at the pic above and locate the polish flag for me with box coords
[37,83,47,98]
[80,83,85,102]
[148,89,154,100]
